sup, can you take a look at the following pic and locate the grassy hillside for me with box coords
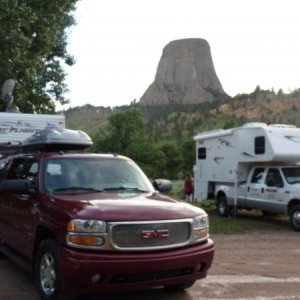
[64,88,300,142]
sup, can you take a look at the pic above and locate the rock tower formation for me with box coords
[139,38,227,105]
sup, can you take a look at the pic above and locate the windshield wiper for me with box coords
[52,186,104,192]
[103,186,148,192]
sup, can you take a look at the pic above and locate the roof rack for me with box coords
[0,126,93,157]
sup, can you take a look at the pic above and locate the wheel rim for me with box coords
[292,210,300,228]
[40,253,56,296]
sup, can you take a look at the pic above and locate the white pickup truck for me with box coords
[215,165,300,231]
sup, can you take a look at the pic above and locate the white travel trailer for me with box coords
[0,112,65,144]
[0,78,65,145]
[193,123,300,230]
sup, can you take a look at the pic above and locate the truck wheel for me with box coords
[35,239,62,300]
[164,280,195,291]
[289,205,300,231]
[217,195,229,217]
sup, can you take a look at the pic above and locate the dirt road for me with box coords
[1,229,300,299]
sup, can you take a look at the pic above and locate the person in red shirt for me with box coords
[184,174,194,202]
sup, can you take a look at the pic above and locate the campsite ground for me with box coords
[1,225,300,300]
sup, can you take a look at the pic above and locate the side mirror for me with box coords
[0,179,31,193]
[153,179,172,193]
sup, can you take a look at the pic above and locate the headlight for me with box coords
[67,219,106,233]
[193,214,209,229]
[67,219,107,249]
[192,214,209,241]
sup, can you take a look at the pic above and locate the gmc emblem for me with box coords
[141,229,169,239]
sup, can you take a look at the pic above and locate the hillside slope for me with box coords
[65,88,300,141]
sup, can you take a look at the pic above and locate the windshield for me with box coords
[43,157,155,193]
[282,167,300,184]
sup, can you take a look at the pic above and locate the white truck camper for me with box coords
[193,122,300,231]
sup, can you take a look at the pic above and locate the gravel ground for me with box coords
[1,229,300,300]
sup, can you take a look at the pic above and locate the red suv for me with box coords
[0,130,214,300]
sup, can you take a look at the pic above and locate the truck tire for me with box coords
[289,205,300,231]
[217,195,229,217]
[35,239,62,300]
[164,280,195,291]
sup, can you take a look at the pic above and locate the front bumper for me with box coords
[58,238,214,295]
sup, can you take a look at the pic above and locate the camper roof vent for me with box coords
[269,124,296,128]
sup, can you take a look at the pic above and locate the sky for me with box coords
[63,0,300,109]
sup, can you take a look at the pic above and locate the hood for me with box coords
[46,191,204,221]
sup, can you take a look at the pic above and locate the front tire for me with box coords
[217,195,229,217]
[35,239,62,300]
[289,205,300,231]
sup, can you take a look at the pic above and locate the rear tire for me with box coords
[217,195,229,217]
[35,239,62,300]
[289,205,300,231]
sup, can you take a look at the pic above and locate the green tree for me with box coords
[157,141,182,179]
[91,109,165,178]
[105,109,146,156]
[0,0,78,113]
[179,138,195,176]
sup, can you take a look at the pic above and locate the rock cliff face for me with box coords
[139,38,227,106]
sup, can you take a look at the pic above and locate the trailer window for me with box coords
[198,147,206,159]
[255,136,265,154]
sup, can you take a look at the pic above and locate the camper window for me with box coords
[254,136,265,154]
[198,147,206,160]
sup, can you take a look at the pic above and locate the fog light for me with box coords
[197,263,205,273]
[91,273,102,283]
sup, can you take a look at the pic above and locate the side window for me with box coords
[5,159,38,184]
[198,147,206,159]
[0,160,9,180]
[22,160,39,184]
[266,168,283,188]
[255,136,265,155]
[251,168,265,184]
[6,159,26,179]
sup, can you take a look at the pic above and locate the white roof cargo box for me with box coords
[23,126,92,151]
[0,112,65,144]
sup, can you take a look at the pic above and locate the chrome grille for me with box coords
[110,220,191,250]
